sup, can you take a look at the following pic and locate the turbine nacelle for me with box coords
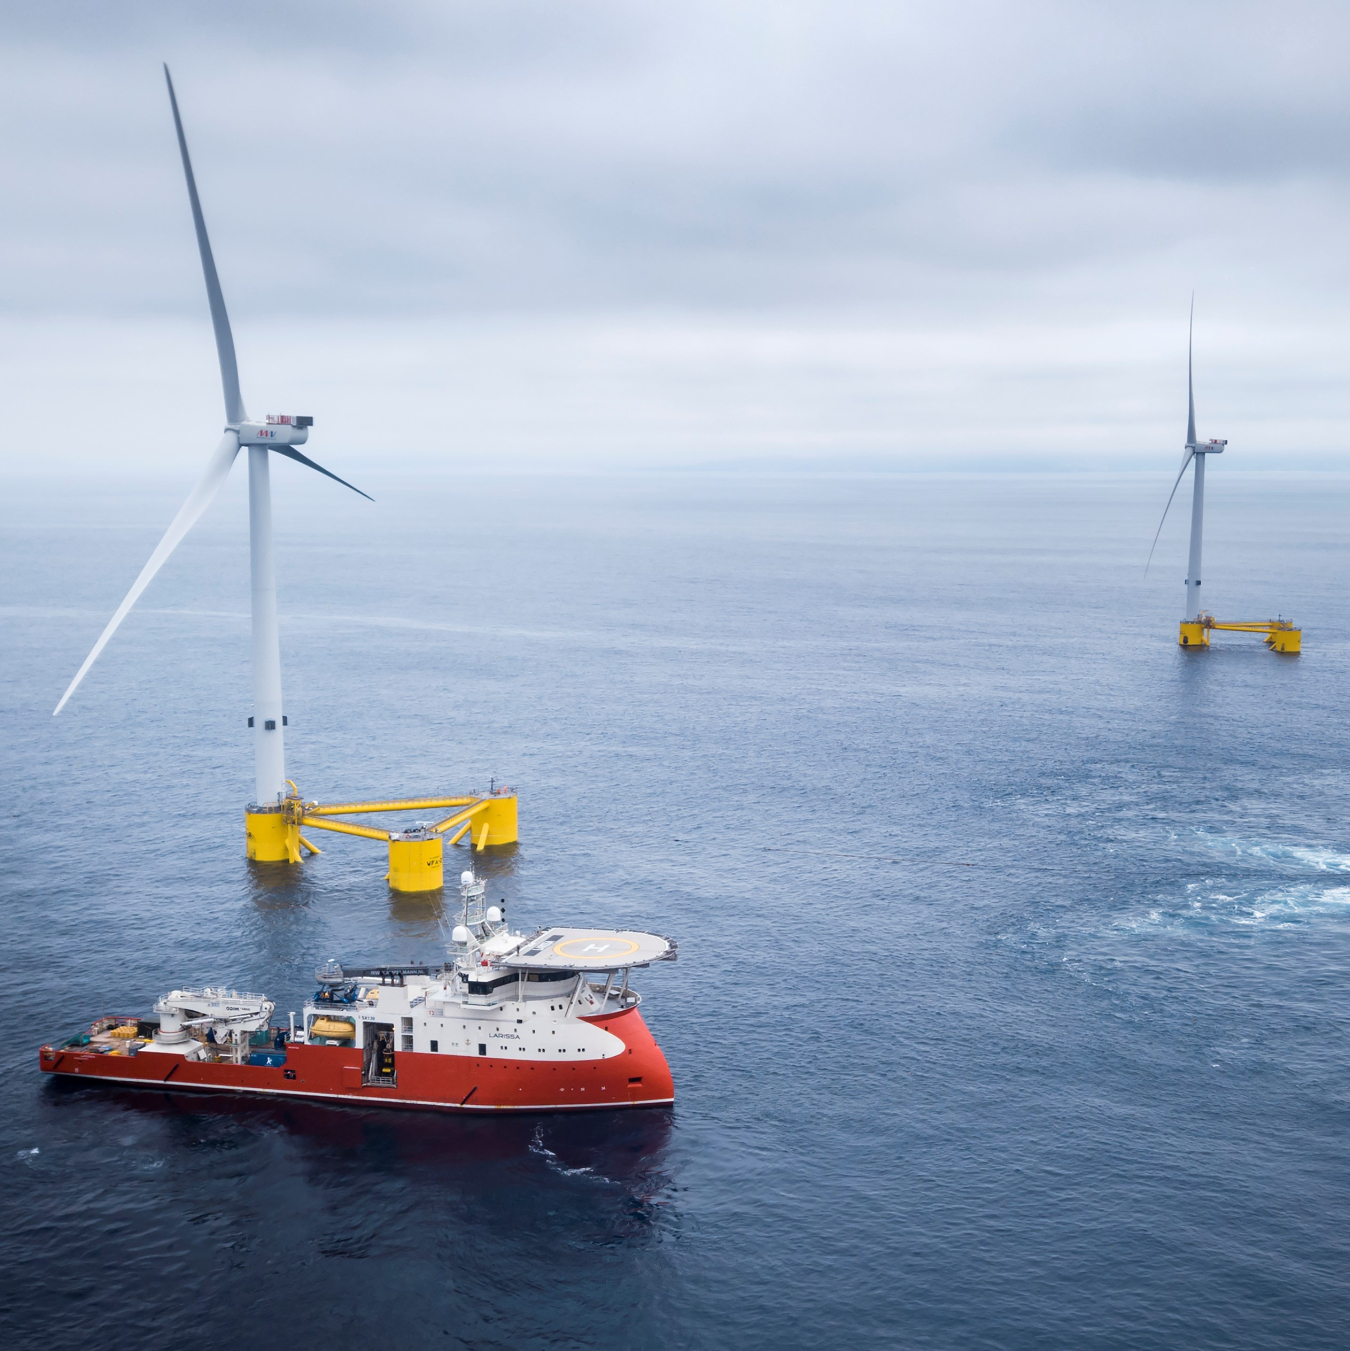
[238,415,313,448]
[1189,438,1226,455]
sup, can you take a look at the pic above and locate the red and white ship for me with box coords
[39,870,676,1113]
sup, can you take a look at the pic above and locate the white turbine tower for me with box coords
[53,67,370,851]
[1146,298,1225,637]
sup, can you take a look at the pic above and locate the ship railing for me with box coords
[172,987,271,1004]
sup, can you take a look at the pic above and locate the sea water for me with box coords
[1,470,1348,1349]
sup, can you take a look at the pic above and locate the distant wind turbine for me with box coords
[53,65,371,813]
[1145,295,1225,623]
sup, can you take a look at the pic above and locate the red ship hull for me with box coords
[39,1006,673,1113]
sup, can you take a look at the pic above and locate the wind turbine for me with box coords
[1146,297,1226,643]
[53,67,371,853]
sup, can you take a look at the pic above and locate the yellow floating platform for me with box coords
[1179,614,1300,653]
[388,832,444,892]
[246,786,519,892]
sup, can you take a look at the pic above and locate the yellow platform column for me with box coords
[246,806,300,863]
[1271,628,1302,654]
[1179,622,1210,648]
[388,829,444,892]
[473,793,519,849]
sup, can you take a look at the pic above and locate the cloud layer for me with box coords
[3,0,1348,472]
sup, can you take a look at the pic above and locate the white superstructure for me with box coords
[295,870,674,1085]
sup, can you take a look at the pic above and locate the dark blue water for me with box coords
[3,470,1349,1349]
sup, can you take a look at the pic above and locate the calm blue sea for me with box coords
[2,469,1348,1350]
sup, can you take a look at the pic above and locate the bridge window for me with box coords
[466,973,519,994]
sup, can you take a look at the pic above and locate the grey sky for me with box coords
[3,0,1348,473]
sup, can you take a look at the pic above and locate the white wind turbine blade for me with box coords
[163,65,246,425]
[270,444,374,500]
[1145,296,1200,576]
[1144,447,1195,575]
[53,432,240,714]
[1186,292,1197,450]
